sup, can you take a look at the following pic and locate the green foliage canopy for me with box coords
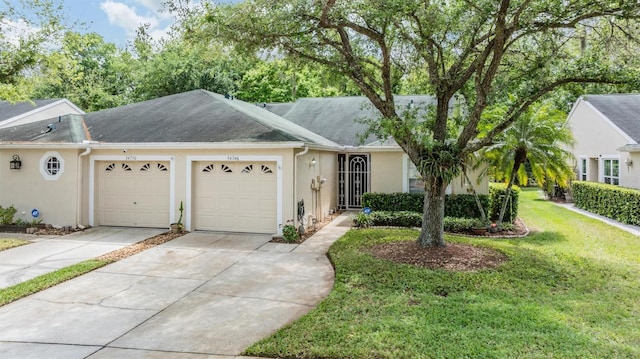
[208,0,640,246]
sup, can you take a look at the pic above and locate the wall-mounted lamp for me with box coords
[310,157,316,167]
[9,154,21,170]
[625,158,633,167]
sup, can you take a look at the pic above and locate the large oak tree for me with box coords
[207,0,640,247]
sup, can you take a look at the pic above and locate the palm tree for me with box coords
[481,101,574,228]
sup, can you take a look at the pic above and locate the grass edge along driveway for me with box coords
[245,188,640,359]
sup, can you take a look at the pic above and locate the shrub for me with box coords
[282,221,299,242]
[445,194,490,219]
[572,181,640,225]
[443,217,486,232]
[488,183,520,223]
[354,211,497,232]
[352,213,373,228]
[361,192,423,212]
[0,205,17,225]
[352,211,422,228]
[362,192,489,219]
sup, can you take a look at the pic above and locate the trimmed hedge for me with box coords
[361,183,519,223]
[361,192,490,219]
[572,181,640,225]
[352,211,515,232]
[361,192,423,213]
[488,183,520,223]
[353,211,422,228]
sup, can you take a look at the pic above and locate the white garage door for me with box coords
[194,161,277,233]
[98,161,170,228]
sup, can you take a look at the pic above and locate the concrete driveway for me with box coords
[0,227,165,289]
[0,215,350,358]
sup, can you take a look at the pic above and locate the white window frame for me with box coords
[579,156,587,181]
[601,156,620,186]
[39,151,64,181]
[402,155,451,194]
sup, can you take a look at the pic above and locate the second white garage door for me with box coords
[194,161,277,233]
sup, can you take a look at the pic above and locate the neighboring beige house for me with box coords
[0,90,487,234]
[0,99,84,129]
[567,94,640,189]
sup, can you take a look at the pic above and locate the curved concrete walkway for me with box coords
[0,214,350,358]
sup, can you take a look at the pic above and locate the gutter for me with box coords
[293,145,310,229]
[76,145,92,229]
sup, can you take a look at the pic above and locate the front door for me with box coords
[338,153,370,209]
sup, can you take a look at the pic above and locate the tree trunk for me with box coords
[417,177,447,247]
[464,171,488,225]
[497,157,524,229]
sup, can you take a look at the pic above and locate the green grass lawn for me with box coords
[245,188,640,358]
[0,238,29,252]
[0,259,111,306]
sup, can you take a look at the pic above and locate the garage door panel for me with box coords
[98,161,170,228]
[194,161,276,233]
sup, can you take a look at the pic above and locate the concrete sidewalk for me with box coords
[0,227,165,289]
[0,213,351,358]
[553,201,640,236]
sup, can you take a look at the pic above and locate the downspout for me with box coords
[76,146,92,229]
[293,145,309,229]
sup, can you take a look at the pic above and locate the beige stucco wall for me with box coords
[295,149,337,226]
[0,149,80,227]
[370,151,404,192]
[371,151,489,195]
[0,144,487,231]
[0,101,84,128]
[568,99,640,188]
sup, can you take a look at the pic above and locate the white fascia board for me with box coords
[60,99,85,114]
[617,144,640,152]
[0,143,88,149]
[90,141,342,151]
[89,141,308,150]
[565,96,583,121]
[584,100,637,145]
[347,145,403,153]
[306,144,343,151]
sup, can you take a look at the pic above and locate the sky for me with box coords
[62,0,176,47]
[4,0,238,48]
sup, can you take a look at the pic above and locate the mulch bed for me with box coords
[368,241,508,272]
[97,231,186,261]
[367,218,528,272]
[270,213,341,244]
[453,218,529,238]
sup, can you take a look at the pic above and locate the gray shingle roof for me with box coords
[0,99,61,122]
[269,95,435,147]
[0,90,339,147]
[585,94,640,142]
[0,114,87,143]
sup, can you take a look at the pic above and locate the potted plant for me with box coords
[170,201,184,233]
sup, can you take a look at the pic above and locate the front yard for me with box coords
[245,188,640,358]
[0,238,28,251]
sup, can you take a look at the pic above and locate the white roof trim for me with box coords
[583,99,637,145]
[0,143,89,149]
[0,99,85,128]
[617,144,640,152]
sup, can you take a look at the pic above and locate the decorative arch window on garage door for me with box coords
[40,151,65,180]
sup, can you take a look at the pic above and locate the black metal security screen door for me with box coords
[337,153,370,209]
